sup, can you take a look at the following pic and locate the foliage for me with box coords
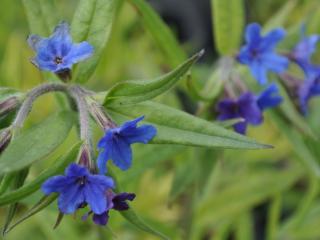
[0,0,320,240]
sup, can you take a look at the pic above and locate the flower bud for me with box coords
[0,128,12,154]
[55,68,72,82]
[0,96,19,117]
[89,102,116,130]
[78,144,91,169]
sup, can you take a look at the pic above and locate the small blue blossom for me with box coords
[292,26,320,73]
[42,163,114,214]
[27,22,93,73]
[85,191,135,226]
[97,116,157,173]
[298,66,320,114]
[238,23,289,85]
[257,83,283,111]
[217,84,283,134]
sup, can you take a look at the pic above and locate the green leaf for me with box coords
[118,144,184,185]
[106,101,270,149]
[71,0,118,83]
[196,166,302,226]
[169,151,196,203]
[269,112,320,177]
[22,0,58,35]
[104,51,203,107]
[0,173,16,196]
[211,0,244,55]
[128,0,187,67]
[0,142,81,206]
[120,209,169,240]
[0,111,76,174]
[3,194,57,235]
[108,168,169,239]
[2,168,29,235]
[264,0,298,31]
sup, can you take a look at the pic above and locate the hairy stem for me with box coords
[12,83,68,129]
[68,86,91,142]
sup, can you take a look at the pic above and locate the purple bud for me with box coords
[0,96,19,117]
[0,129,12,154]
[55,68,72,82]
[78,144,91,169]
[89,102,116,130]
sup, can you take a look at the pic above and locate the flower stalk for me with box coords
[12,83,68,130]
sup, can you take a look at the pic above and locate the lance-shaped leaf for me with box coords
[22,0,58,35]
[211,0,244,55]
[3,194,57,235]
[195,166,302,226]
[104,51,203,107]
[0,111,76,174]
[106,101,270,149]
[128,0,187,67]
[2,168,29,235]
[71,0,118,83]
[269,112,320,177]
[0,142,81,206]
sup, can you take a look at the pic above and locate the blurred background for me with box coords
[1,0,320,239]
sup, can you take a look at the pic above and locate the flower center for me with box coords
[54,56,63,65]
[251,49,259,58]
[77,176,87,185]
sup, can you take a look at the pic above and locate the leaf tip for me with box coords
[198,49,205,58]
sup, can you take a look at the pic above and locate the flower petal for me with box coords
[97,149,109,174]
[217,99,240,121]
[88,174,114,189]
[249,61,268,85]
[109,137,132,171]
[294,35,320,62]
[261,53,289,73]
[41,175,70,195]
[31,58,57,72]
[245,23,261,47]
[260,28,286,51]
[65,163,89,177]
[93,212,109,226]
[121,125,157,144]
[257,83,283,111]
[58,184,85,214]
[119,116,145,133]
[233,122,248,135]
[64,42,94,64]
[238,93,263,125]
[84,182,108,214]
[112,192,136,211]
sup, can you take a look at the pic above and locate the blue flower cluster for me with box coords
[42,116,156,225]
[217,84,282,134]
[32,21,157,227]
[218,22,320,134]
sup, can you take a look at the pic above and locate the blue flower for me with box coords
[257,83,283,111]
[217,84,283,134]
[27,22,93,74]
[89,191,135,226]
[42,163,114,214]
[292,26,320,73]
[238,23,289,85]
[298,66,320,114]
[97,116,157,173]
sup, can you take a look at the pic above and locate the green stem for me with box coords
[266,193,282,240]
